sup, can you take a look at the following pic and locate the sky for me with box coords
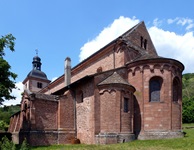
[1,0,194,105]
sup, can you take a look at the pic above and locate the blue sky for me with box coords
[1,0,194,105]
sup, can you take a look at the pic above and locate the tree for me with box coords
[0,34,17,105]
[182,73,194,123]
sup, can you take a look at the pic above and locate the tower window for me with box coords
[37,82,42,88]
[124,97,129,112]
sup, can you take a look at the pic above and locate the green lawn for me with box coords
[31,126,194,150]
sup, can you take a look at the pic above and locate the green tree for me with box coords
[182,73,194,123]
[0,34,17,105]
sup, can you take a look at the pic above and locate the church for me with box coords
[9,21,184,146]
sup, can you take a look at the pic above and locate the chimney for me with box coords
[65,57,71,86]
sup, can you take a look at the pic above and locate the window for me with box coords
[140,36,147,49]
[141,36,143,47]
[80,91,84,103]
[124,98,129,112]
[173,77,180,102]
[37,82,42,88]
[149,77,163,102]
[144,39,147,49]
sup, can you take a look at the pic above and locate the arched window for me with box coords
[80,91,84,103]
[77,90,84,103]
[149,77,163,102]
[173,77,180,102]
[123,97,129,113]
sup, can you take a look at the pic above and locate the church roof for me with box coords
[27,69,48,80]
[98,72,131,86]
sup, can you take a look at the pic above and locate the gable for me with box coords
[122,21,158,56]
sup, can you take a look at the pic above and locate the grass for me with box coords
[31,125,194,150]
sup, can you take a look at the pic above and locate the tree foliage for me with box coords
[182,73,194,123]
[0,34,17,104]
[0,105,20,131]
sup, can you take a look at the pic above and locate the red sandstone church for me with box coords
[9,21,184,146]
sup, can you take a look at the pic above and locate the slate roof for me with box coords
[98,72,131,86]
[27,69,48,80]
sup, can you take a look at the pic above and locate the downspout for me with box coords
[73,90,77,139]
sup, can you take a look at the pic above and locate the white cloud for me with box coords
[79,16,140,62]
[167,17,194,31]
[153,18,163,27]
[149,27,194,73]
[3,82,23,106]
[51,77,58,82]
[79,16,194,73]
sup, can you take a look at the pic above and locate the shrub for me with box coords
[0,136,15,150]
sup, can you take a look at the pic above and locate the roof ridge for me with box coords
[98,72,130,86]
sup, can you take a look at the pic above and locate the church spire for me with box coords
[32,49,42,71]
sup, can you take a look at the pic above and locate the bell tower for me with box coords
[23,50,50,93]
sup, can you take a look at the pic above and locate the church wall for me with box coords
[128,61,183,139]
[172,102,181,130]
[124,23,157,56]
[121,91,134,133]
[128,67,143,136]
[30,79,49,92]
[100,90,119,133]
[71,47,115,83]
[33,100,58,130]
[58,92,74,129]
[142,68,171,132]
[75,80,95,144]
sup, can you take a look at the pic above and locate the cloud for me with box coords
[149,27,194,73]
[51,77,58,82]
[3,82,23,106]
[79,16,194,73]
[167,17,194,31]
[153,18,163,27]
[79,16,140,62]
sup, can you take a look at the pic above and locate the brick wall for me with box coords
[127,60,183,139]
[33,100,58,130]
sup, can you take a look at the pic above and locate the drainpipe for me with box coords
[73,90,77,139]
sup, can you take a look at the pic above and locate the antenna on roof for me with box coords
[35,49,38,56]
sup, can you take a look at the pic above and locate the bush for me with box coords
[0,136,15,150]
[20,138,30,150]
[182,96,194,123]
[0,136,30,150]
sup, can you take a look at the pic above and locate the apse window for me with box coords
[173,77,180,102]
[149,77,163,102]
[37,82,42,88]
[124,97,129,112]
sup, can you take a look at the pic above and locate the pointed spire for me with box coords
[35,49,38,56]
[32,49,42,71]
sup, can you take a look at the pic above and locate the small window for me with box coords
[80,91,84,103]
[149,77,163,102]
[37,82,42,88]
[140,36,143,47]
[140,36,147,49]
[144,39,147,49]
[173,77,180,102]
[97,67,102,73]
[124,98,129,112]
